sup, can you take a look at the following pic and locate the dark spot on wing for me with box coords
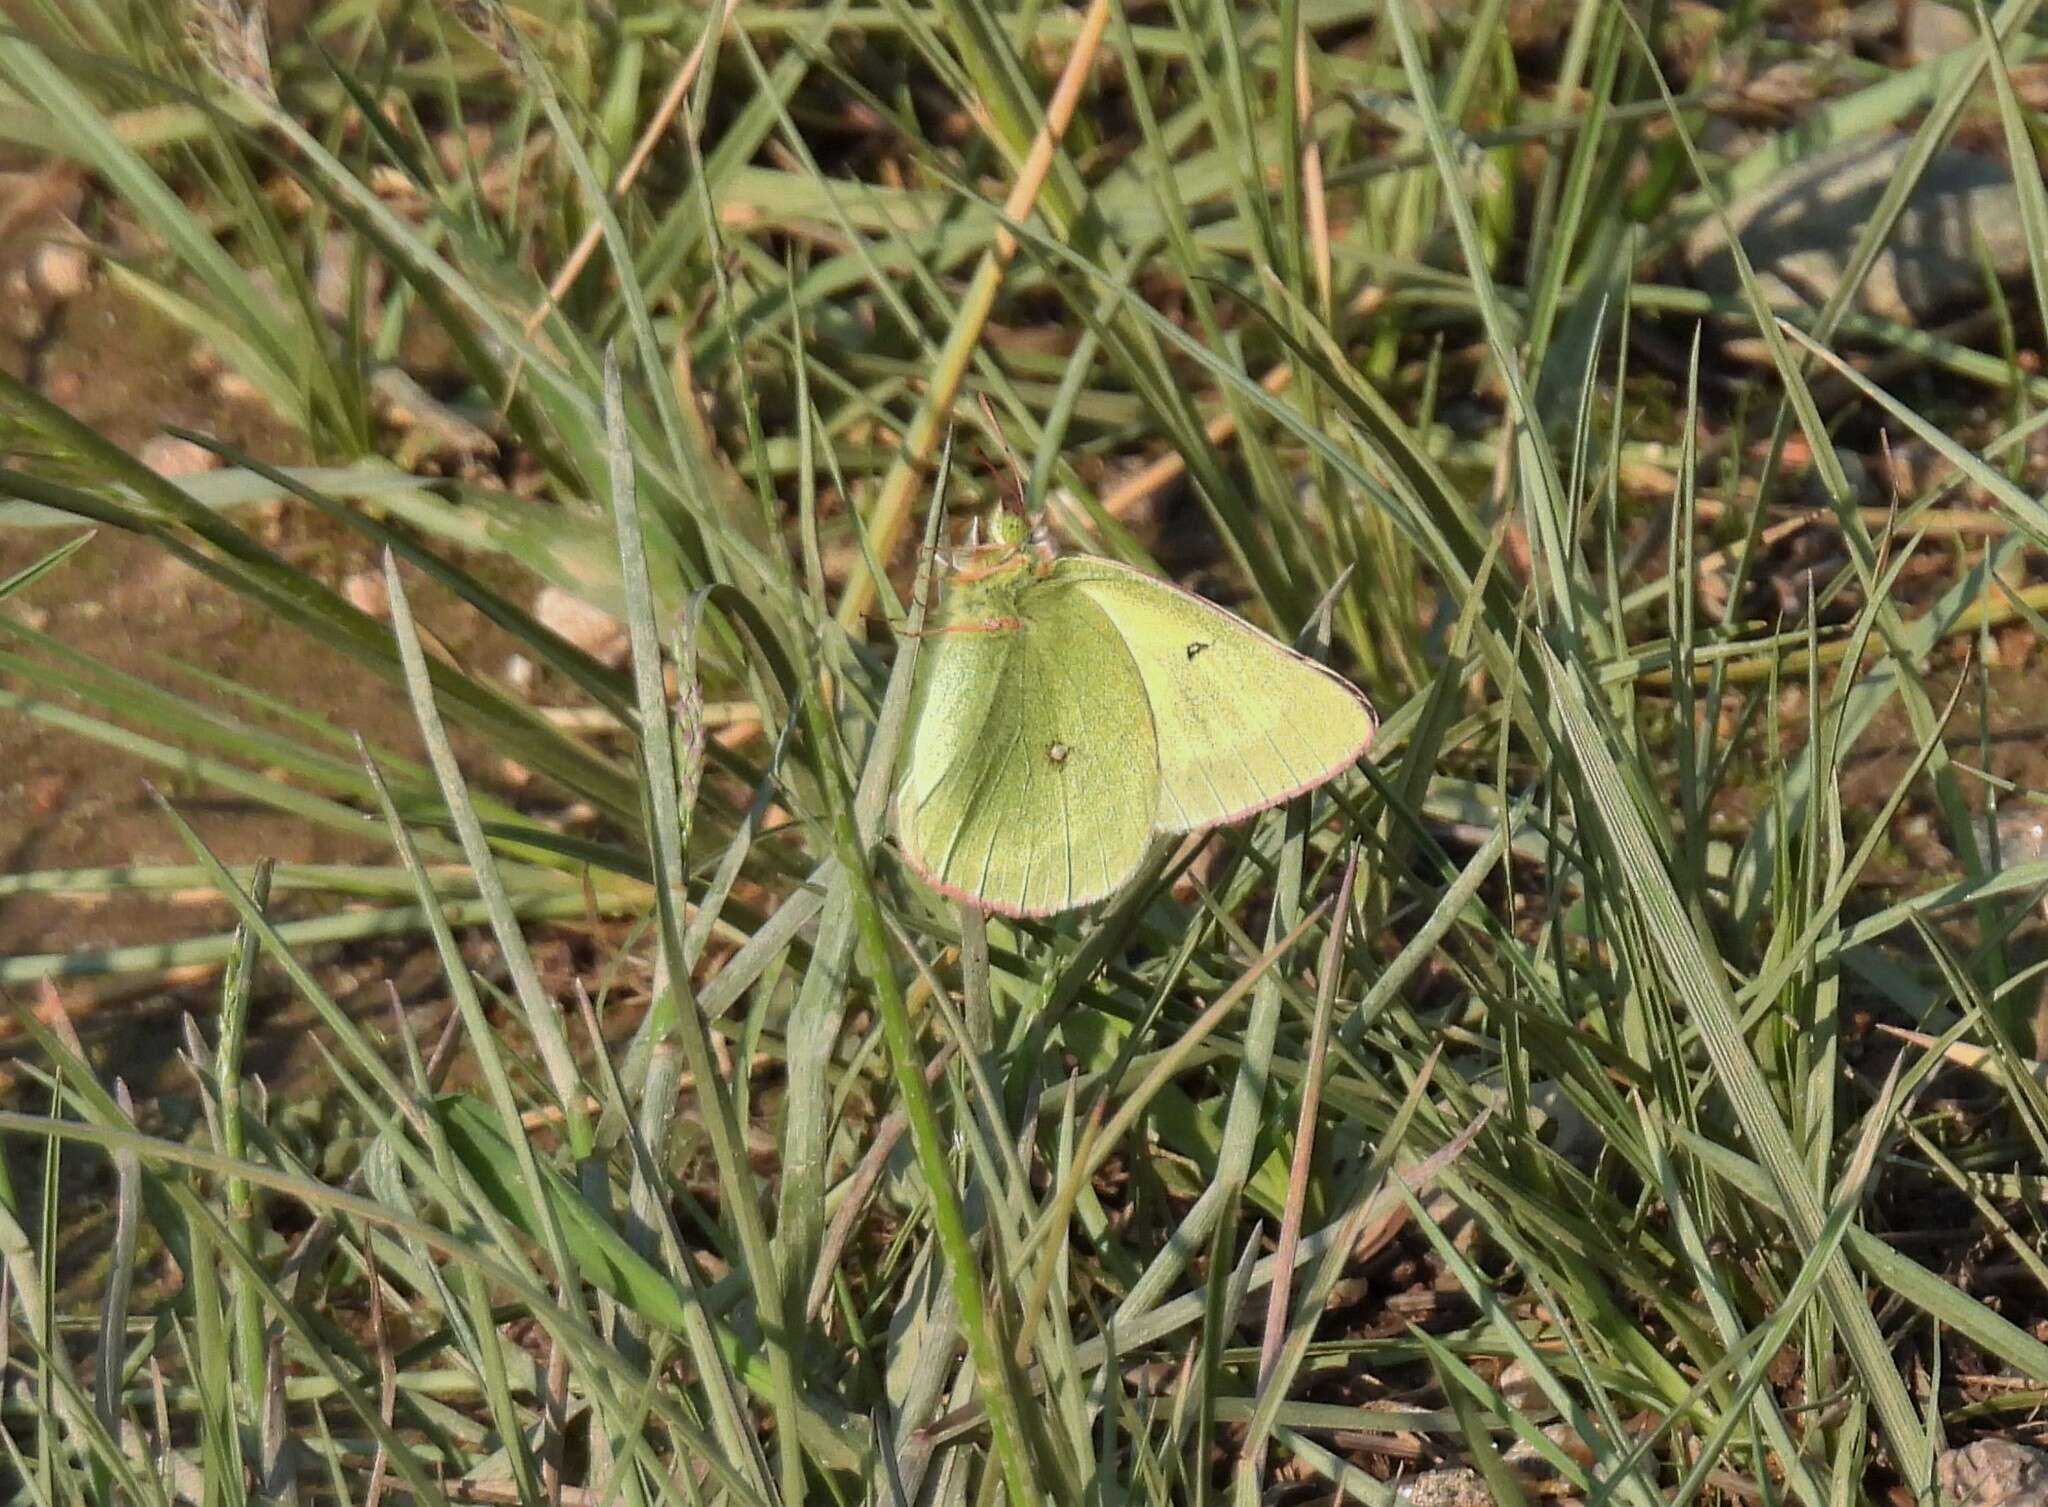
[1185,641,1211,661]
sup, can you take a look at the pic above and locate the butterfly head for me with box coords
[985,510,1028,551]
[986,508,1061,574]
[944,507,1056,580]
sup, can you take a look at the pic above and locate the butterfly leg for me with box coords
[902,616,1024,639]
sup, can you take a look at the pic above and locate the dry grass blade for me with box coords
[524,0,742,333]
[834,0,1115,628]
[1236,843,1351,1490]
[1249,846,1359,1476]
[803,1041,959,1322]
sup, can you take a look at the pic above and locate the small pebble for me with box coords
[502,652,537,694]
[139,434,223,478]
[341,568,388,617]
[314,234,384,324]
[1494,1358,1545,1411]
[2013,61,2048,110]
[1,267,42,340]
[1896,810,1954,872]
[214,370,263,406]
[1739,59,1824,112]
[1997,805,2048,871]
[433,123,495,176]
[533,585,628,667]
[1939,1439,2048,1507]
[26,240,91,302]
[42,370,81,405]
[266,176,312,217]
[150,552,209,599]
[1393,1468,1489,1507]
[1900,0,1975,63]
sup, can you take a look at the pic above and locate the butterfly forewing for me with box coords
[1050,558,1375,833]
[897,573,1159,917]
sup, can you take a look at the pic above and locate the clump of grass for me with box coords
[5,0,2048,1502]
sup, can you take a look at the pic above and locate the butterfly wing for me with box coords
[1054,557,1375,833]
[896,575,1160,917]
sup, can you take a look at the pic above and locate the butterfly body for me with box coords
[895,521,1375,917]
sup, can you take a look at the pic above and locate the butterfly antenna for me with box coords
[976,392,1034,520]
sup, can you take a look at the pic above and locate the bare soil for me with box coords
[0,264,524,1101]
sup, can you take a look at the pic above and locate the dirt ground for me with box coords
[0,227,535,1100]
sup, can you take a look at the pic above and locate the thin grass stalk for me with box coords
[796,645,1045,1495]
[0,460,640,825]
[351,720,569,1499]
[778,462,952,1310]
[1668,331,1703,891]
[1193,1207,1245,1507]
[1642,1070,1900,1507]
[1379,0,1588,648]
[217,857,273,1425]
[1242,847,1356,1488]
[1635,1108,1839,1507]
[1519,0,1611,366]
[1804,0,2047,358]
[1975,1,2048,342]
[1099,769,1328,1341]
[0,32,302,402]
[379,560,595,1161]
[924,0,1092,219]
[92,1077,141,1451]
[601,350,808,1501]
[179,1188,246,1499]
[7,1017,462,1505]
[5,1307,151,1504]
[576,986,773,1490]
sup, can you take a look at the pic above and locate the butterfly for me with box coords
[894,512,1375,916]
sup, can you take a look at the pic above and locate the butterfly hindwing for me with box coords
[896,576,1160,917]
[1050,557,1375,833]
